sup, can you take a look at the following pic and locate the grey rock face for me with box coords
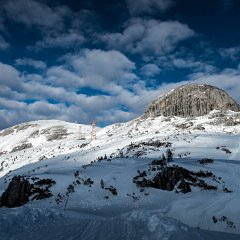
[11,143,33,153]
[144,84,240,118]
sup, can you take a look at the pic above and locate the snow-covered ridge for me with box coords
[0,110,239,177]
[0,119,93,155]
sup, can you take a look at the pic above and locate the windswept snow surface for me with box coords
[1,207,240,240]
[0,111,240,239]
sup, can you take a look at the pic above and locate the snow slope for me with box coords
[0,110,240,239]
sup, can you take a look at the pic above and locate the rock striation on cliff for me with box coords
[144,84,240,118]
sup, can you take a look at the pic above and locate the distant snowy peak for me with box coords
[144,84,240,118]
[0,120,92,154]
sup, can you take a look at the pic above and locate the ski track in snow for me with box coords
[1,208,240,240]
[230,142,240,160]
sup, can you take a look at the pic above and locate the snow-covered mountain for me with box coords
[0,85,240,240]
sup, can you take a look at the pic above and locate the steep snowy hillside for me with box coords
[0,109,240,239]
[0,120,93,176]
[0,110,239,178]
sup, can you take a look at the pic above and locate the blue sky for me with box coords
[0,0,240,129]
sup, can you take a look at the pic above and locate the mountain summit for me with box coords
[144,84,240,118]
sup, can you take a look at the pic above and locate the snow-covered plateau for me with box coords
[0,110,240,240]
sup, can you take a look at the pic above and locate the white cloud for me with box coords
[171,58,215,72]
[140,64,161,77]
[3,0,67,31]
[100,109,137,124]
[46,66,84,90]
[1,56,239,130]
[0,86,25,100]
[0,99,80,129]
[102,19,195,56]
[15,58,47,69]
[0,98,26,111]
[0,63,22,90]
[188,69,240,103]
[33,31,85,50]
[127,0,173,15]
[220,46,240,60]
[2,0,92,51]
[67,49,137,89]
[0,58,140,129]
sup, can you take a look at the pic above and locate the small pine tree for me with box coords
[166,149,173,162]
[162,153,166,161]
[104,154,107,160]
[100,179,104,189]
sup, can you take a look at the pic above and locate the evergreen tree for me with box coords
[100,179,104,189]
[166,149,173,161]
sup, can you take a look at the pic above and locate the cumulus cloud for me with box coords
[140,64,161,77]
[2,0,86,51]
[15,58,47,69]
[32,31,85,50]
[220,45,240,60]
[102,19,195,56]
[0,63,23,90]
[67,49,137,89]
[2,0,98,51]
[3,0,68,31]
[46,67,84,90]
[188,69,240,103]
[0,59,139,129]
[100,109,137,123]
[127,0,173,15]
[0,99,81,129]
[1,53,239,130]
[0,54,147,129]
[171,58,215,72]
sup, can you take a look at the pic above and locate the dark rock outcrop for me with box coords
[0,176,31,208]
[31,178,56,201]
[133,165,217,193]
[152,167,192,193]
[178,179,191,193]
[144,84,240,118]
[0,176,56,208]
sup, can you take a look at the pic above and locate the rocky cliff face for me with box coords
[144,84,240,118]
